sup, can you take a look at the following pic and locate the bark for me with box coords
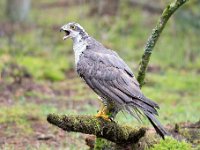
[89,0,119,16]
[47,114,200,150]
[47,114,146,145]
[137,0,188,87]
[47,0,189,149]
[6,0,31,22]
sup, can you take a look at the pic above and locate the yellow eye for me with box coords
[70,25,76,30]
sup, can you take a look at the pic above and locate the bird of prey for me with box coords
[60,22,168,139]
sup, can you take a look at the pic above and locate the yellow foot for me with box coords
[95,106,111,121]
[95,113,111,121]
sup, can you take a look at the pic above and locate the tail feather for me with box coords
[125,103,169,139]
[143,111,169,139]
[125,105,143,123]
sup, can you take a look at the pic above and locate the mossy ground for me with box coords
[150,137,192,150]
[0,0,199,149]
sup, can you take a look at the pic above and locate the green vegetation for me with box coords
[0,104,34,134]
[150,137,192,150]
[0,0,199,149]
[16,56,69,81]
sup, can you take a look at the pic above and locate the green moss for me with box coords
[95,138,113,150]
[150,137,192,150]
[0,0,199,149]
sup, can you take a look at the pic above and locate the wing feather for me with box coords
[77,50,159,115]
[110,72,159,108]
[80,38,167,138]
[90,78,125,105]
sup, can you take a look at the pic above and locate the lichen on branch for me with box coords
[137,0,189,87]
[47,0,189,149]
[47,114,146,144]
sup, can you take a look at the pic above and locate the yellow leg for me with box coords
[95,103,111,121]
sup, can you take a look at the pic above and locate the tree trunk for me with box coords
[89,0,119,16]
[6,0,31,22]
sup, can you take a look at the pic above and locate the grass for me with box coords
[16,56,69,81]
[144,70,200,123]
[0,103,37,134]
[0,0,200,149]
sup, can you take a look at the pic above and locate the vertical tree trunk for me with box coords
[6,0,31,22]
[89,0,119,16]
[98,0,119,16]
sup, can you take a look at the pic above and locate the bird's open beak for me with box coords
[60,28,70,40]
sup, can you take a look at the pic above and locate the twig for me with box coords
[137,0,188,87]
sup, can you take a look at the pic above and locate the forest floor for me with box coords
[0,69,199,149]
[0,74,98,149]
[0,0,200,149]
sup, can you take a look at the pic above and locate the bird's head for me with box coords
[60,22,88,40]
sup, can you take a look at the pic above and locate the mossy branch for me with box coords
[47,114,146,145]
[47,0,189,149]
[47,114,200,149]
[137,0,188,87]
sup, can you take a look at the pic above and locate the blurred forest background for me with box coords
[0,0,200,149]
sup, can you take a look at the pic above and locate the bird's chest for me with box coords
[73,41,87,65]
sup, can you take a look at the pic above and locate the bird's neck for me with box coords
[72,31,88,41]
[73,34,88,65]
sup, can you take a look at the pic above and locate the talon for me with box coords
[95,105,111,121]
[95,113,111,121]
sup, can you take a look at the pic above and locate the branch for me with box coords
[47,1,190,149]
[137,0,188,87]
[47,114,200,149]
[47,114,146,145]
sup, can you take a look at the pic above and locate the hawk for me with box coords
[60,22,168,139]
